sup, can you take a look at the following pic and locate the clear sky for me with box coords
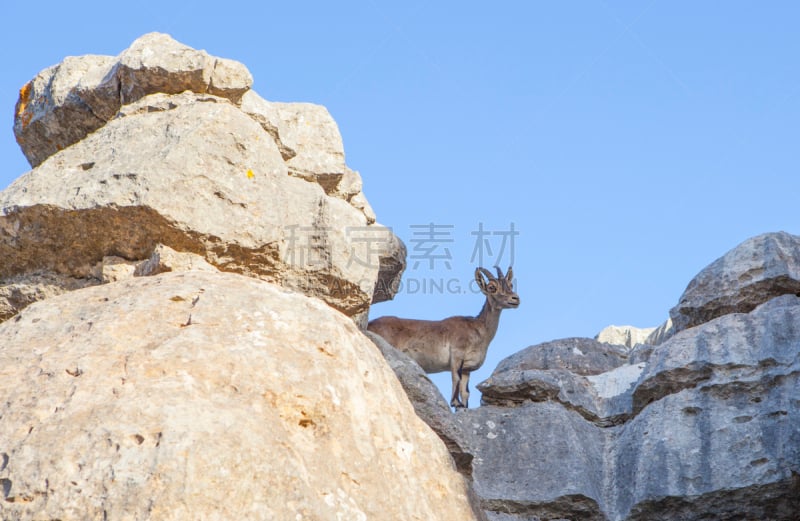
[2,2,799,403]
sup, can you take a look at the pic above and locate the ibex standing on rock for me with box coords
[368,267,519,409]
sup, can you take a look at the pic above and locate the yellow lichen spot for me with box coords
[246,168,255,179]
[16,82,33,129]
[17,82,32,115]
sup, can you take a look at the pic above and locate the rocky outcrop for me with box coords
[615,294,800,521]
[594,325,656,349]
[444,235,800,520]
[5,33,404,323]
[14,33,252,168]
[0,271,479,520]
[462,295,800,520]
[670,231,800,335]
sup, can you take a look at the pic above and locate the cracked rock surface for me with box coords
[0,272,478,520]
[5,33,405,323]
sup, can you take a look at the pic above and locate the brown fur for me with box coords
[368,267,519,408]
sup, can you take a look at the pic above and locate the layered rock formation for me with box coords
[0,33,491,521]
[6,32,404,324]
[382,233,800,520]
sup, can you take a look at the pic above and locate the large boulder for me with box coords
[366,331,476,477]
[2,90,393,321]
[492,337,629,377]
[0,271,480,520]
[6,33,404,323]
[14,33,252,168]
[459,402,607,521]
[669,231,800,335]
[617,294,800,520]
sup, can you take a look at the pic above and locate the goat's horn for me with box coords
[478,267,494,280]
[494,266,504,279]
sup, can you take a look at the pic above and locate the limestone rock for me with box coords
[469,294,800,520]
[461,403,607,521]
[372,231,407,304]
[0,271,97,322]
[239,90,378,223]
[117,32,252,105]
[14,33,252,167]
[643,316,673,346]
[594,325,656,349]
[669,231,800,334]
[479,354,644,427]
[493,337,629,377]
[2,91,387,319]
[94,255,139,283]
[134,244,218,277]
[0,271,480,520]
[617,296,800,520]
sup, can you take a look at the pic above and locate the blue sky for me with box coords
[2,2,799,402]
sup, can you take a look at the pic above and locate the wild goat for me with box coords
[368,266,519,408]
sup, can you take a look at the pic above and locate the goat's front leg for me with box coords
[450,357,465,409]
[459,370,471,409]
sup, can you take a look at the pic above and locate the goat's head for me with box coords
[475,266,520,309]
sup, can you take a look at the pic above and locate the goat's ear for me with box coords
[506,266,514,282]
[475,268,488,293]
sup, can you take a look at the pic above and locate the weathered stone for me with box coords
[474,294,800,520]
[634,294,800,416]
[134,244,218,277]
[479,358,644,427]
[2,91,387,319]
[94,255,138,283]
[0,271,480,520]
[13,55,119,167]
[493,337,629,377]
[670,231,800,334]
[460,403,607,521]
[616,296,800,520]
[116,32,252,106]
[643,316,673,346]
[372,231,407,304]
[239,91,380,222]
[595,325,656,349]
[13,33,252,168]
[366,330,475,476]
[0,271,97,322]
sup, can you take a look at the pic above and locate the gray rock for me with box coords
[644,317,674,345]
[371,232,407,304]
[634,294,800,415]
[670,231,800,335]
[460,403,607,521]
[472,295,800,520]
[0,271,97,322]
[493,337,629,377]
[479,356,645,427]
